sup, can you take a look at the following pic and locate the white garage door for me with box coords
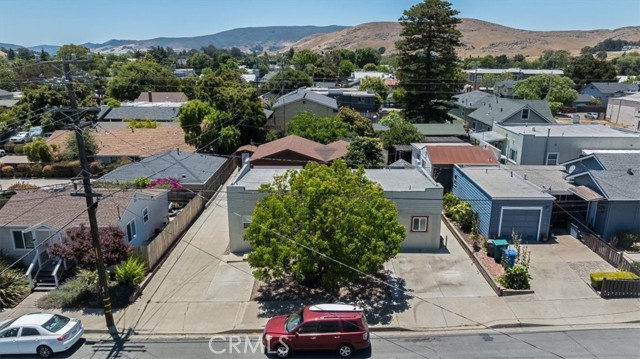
[499,207,542,241]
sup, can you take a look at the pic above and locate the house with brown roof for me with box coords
[249,135,348,168]
[135,92,188,103]
[0,187,169,288]
[411,143,499,191]
[47,126,195,163]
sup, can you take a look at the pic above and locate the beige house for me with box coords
[227,165,444,253]
[606,92,640,130]
[267,89,338,134]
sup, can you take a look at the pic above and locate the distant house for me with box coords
[494,79,517,98]
[323,90,377,118]
[574,93,596,107]
[135,92,188,103]
[472,123,640,166]
[562,152,640,240]
[0,187,169,287]
[98,150,229,193]
[465,68,564,87]
[249,135,347,168]
[606,92,640,129]
[99,106,181,122]
[453,165,554,241]
[227,166,443,253]
[413,120,468,139]
[467,97,555,133]
[450,90,493,124]
[0,88,13,100]
[268,89,338,134]
[48,126,195,163]
[580,82,639,107]
[412,143,499,190]
[174,68,195,79]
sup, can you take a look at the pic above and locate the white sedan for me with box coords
[0,312,84,357]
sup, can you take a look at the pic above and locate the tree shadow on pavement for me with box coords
[254,270,412,325]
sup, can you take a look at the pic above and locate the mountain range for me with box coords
[2,19,640,58]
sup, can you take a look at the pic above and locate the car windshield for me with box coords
[284,309,303,332]
[41,314,70,333]
[0,319,17,331]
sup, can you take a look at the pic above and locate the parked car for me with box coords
[262,303,370,358]
[9,131,30,143]
[0,312,84,357]
[585,112,599,120]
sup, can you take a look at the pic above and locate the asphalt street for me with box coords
[20,327,640,359]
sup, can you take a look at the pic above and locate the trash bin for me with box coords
[505,248,517,268]
[492,239,509,263]
[486,239,495,257]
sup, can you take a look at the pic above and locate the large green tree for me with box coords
[264,68,313,93]
[359,76,389,105]
[286,111,348,144]
[380,117,423,149]
[513,74,578,113]
[335,107,374,138]
[345,136,384,169]
[565,55,617,87]
[107,59,179,101]
[246,160,405,288]
[396,0,463,122]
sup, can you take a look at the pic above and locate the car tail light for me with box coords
[57,333,69,342]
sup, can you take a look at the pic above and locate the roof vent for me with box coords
[628,168,634,175]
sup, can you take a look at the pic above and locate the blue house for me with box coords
[452,165,554,241]
[563,152,640,240]
[579,82,638,107]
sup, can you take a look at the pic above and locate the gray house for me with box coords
[473,123,640,166]
[494,79,517,98]
[452,165,555,241]
[450,90,493,124]
[467,97,555,132]
[227,165,443,253]
[268,89,338,134]
[580,82,639,107]
[606,92,640,129]
[563,152,640,240]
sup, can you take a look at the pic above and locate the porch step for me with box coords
[33,282,57,292]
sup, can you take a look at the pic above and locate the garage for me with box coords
[499,207,542,241]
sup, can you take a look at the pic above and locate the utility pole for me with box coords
[62,59,118,336]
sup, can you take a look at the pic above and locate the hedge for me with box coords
[590,271,640,290]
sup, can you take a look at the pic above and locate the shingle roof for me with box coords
[250,135,347,163]
[589,170,640,200]
[47,126,194,158]
[587,82,639,95]
[0,88,12,97]
[388,159,414,169]
[135,92,188,103]
[98,150,227,185]
[272,89,338,110]
[575,93,595,102]
[469,98,555,125]
[594,153,640,170]
[0,188,143,229]
[452,90,493,109]
[103,106,180,121]
[495,79,517,88]
[427,145,498,165]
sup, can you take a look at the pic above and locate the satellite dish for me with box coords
[568,165,576,174]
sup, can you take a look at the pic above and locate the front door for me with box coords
[0,328,20,354]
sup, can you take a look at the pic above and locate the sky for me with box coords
[1,0,639,47]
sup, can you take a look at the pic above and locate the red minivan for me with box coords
[262,304,370,358]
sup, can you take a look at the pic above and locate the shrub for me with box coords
[115,257,147,287]
[0,261,29,309]
[77,269,99,293]
[3,142,15,154]
[147,177,183,190]
[443,192,461,216]
[8,181,38,190]
[614,231,640,250]
[36,277,89,309]
[51,163,72,177]
[498,264,532,290]
[42,165,54,177]
[89,161,104,175]
[590,271,639,291]
[31,164,43,177]
[14,144,24,154]
[68,160,82,177]
[48,225,130,270]
[132,176,151,188]
[1,166,14,177]
[16,164,31,177]
[449,201,477,233]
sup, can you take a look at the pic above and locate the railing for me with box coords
[51,258,63,287]
[25,255,39,289]
[600,278,640,298]
[583,234,640,276]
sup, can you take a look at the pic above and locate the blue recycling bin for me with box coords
[505,248,517,268]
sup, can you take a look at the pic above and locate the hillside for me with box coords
[289,19,640,58]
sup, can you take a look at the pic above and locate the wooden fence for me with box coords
[600,279,640,298]
[132,158,236,270]
[583,234,640,276]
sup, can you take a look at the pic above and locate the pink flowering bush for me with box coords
[147,177,183,190]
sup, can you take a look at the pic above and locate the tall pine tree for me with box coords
[395,0,463,123]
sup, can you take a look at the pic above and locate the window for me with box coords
[0,328,18,338]
[521,108,529,120]
[297,322,319,334]
[42,314,70,333]
[12,230,34,250]
[242,216,252,229]
[20,328,40,336]
[453,174,458,188]
[126,220,137,243]
[508,148,518,162]
[143,208,149,223]
[411,217,428,232]
[318,321,341,333]
[546,152,559,166]
[341,320,362,332]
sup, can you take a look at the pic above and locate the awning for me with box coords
[471,131,506,143]
[569,185,604,201]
